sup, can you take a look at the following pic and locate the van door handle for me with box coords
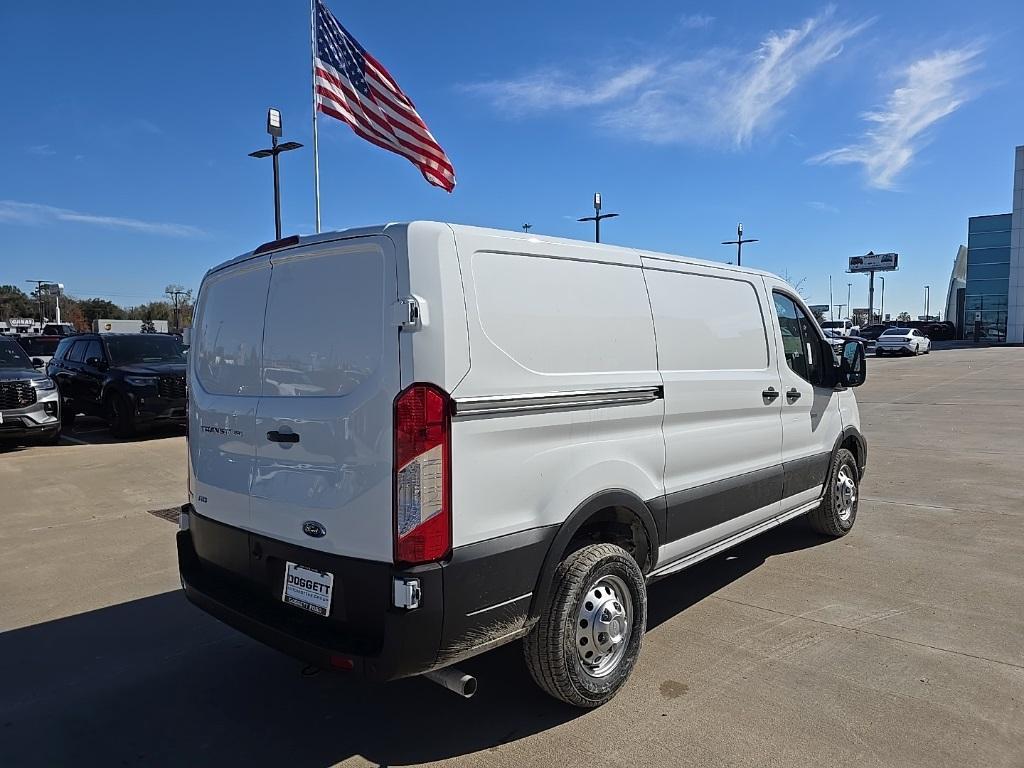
[786,388,802,401]
[266,430,300,443]
[762,387,780,401]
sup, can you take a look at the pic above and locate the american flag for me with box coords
[314,0,456,192]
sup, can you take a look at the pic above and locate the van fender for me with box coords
[527,489,660,622]
[830,426,867,480]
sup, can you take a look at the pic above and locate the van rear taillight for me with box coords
[394,384,451,565]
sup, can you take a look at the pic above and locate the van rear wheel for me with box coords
[523,543,646,708]
[808,448,859,537]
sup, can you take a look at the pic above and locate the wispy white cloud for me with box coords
[462,64,657,114]
[465,8,871,148]
[809,46,983,189]
[806,200,840,213]
[678,13,715,30]
[27,144,56,156]
[0,200,204,238]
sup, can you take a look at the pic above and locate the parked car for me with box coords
[0,336,61,445]
[13,335,62,368]
[823,329,871,352]
[875,327,931,356]
[857,324,890,342]
[47,333,187,436]
[41,323,77,337]
[178,223,869,708]
[821,319,859,335]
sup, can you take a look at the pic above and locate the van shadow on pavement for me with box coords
[0,519,824,767]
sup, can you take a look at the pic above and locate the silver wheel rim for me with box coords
[834,464,857,521]
[575,574,633,678]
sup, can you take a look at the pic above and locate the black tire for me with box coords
[60,403,77,427]
[523,543,646,708]
[808,448,859,537]
[107,392,135,438]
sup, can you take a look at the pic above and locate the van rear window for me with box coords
[193,262,271,396]
[261,247,384,397]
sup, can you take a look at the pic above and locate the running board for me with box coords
[647,499,822,581]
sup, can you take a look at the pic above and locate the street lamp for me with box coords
[924,285,930,319]
[249,107,303,240]
[721,222,758,267]
[847,283,852,320]
[522,223,532,233]
[577,192,619,243]
[879,276,885,322]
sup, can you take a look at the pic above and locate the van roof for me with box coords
[209,221,779,280]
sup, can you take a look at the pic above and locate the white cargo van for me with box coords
[179,223,867,707]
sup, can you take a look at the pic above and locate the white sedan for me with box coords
[875,327,931,356]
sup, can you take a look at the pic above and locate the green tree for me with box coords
[78,298,126,325]
[0,285,34,320]
[125,301,174,322]
[897,311,912,322]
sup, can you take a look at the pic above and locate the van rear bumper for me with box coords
[177,506,555,680]
[177,507,444,681]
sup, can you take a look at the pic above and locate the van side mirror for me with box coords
[31,357,45,368]
[838,340,866,388]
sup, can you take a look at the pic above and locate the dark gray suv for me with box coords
[48,333,186,437]
[0,336,61,444]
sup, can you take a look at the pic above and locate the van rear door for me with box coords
[250,236,400,562]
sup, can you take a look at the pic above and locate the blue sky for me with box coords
[2,1,1022,318]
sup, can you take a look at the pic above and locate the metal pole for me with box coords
[272,135,282,240]
[879,277,885,321]
[847,283,852,319]
[736,239,742,267]
[310,0,321,233]
[868,270,875,323]
[54,285,61,324]
[924,285,930,319]
[829,276,834,322]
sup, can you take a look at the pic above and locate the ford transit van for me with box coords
[178,222,867,707]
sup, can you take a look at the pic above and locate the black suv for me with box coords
[48,333,187,436]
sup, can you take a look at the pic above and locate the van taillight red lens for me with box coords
[394,384,451,565]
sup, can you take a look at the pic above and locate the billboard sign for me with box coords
[849,252,898,273]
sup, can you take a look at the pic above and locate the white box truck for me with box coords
[92,319,169,334]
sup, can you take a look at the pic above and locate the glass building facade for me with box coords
[964,214,1012,341]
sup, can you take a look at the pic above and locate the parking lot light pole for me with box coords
[249,108,303,240]
[578,193,619,243]
[879,276,885,321]
[722,222,758,267]
[924,285,930,319]
[847,283,852,320]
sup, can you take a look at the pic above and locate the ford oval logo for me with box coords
[302,520,327,538]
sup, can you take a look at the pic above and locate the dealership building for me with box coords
[949,145,1024,342]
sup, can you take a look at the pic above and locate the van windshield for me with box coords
[105,335,186,365]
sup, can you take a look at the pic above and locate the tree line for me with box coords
[0,284,194,331]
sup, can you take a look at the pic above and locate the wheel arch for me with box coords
[527,489,659,622]
[831,425,867,479]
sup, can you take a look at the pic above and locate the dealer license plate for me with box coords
[282,562,334,617]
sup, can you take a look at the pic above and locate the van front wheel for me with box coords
[523,543,646,708]
[808,448,859,537]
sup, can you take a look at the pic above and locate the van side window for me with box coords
[773,293,821,384]
[645,269,768,370]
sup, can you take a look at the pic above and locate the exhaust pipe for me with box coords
[423,667,477,698]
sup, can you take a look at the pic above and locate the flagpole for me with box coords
[310,0,322,233]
